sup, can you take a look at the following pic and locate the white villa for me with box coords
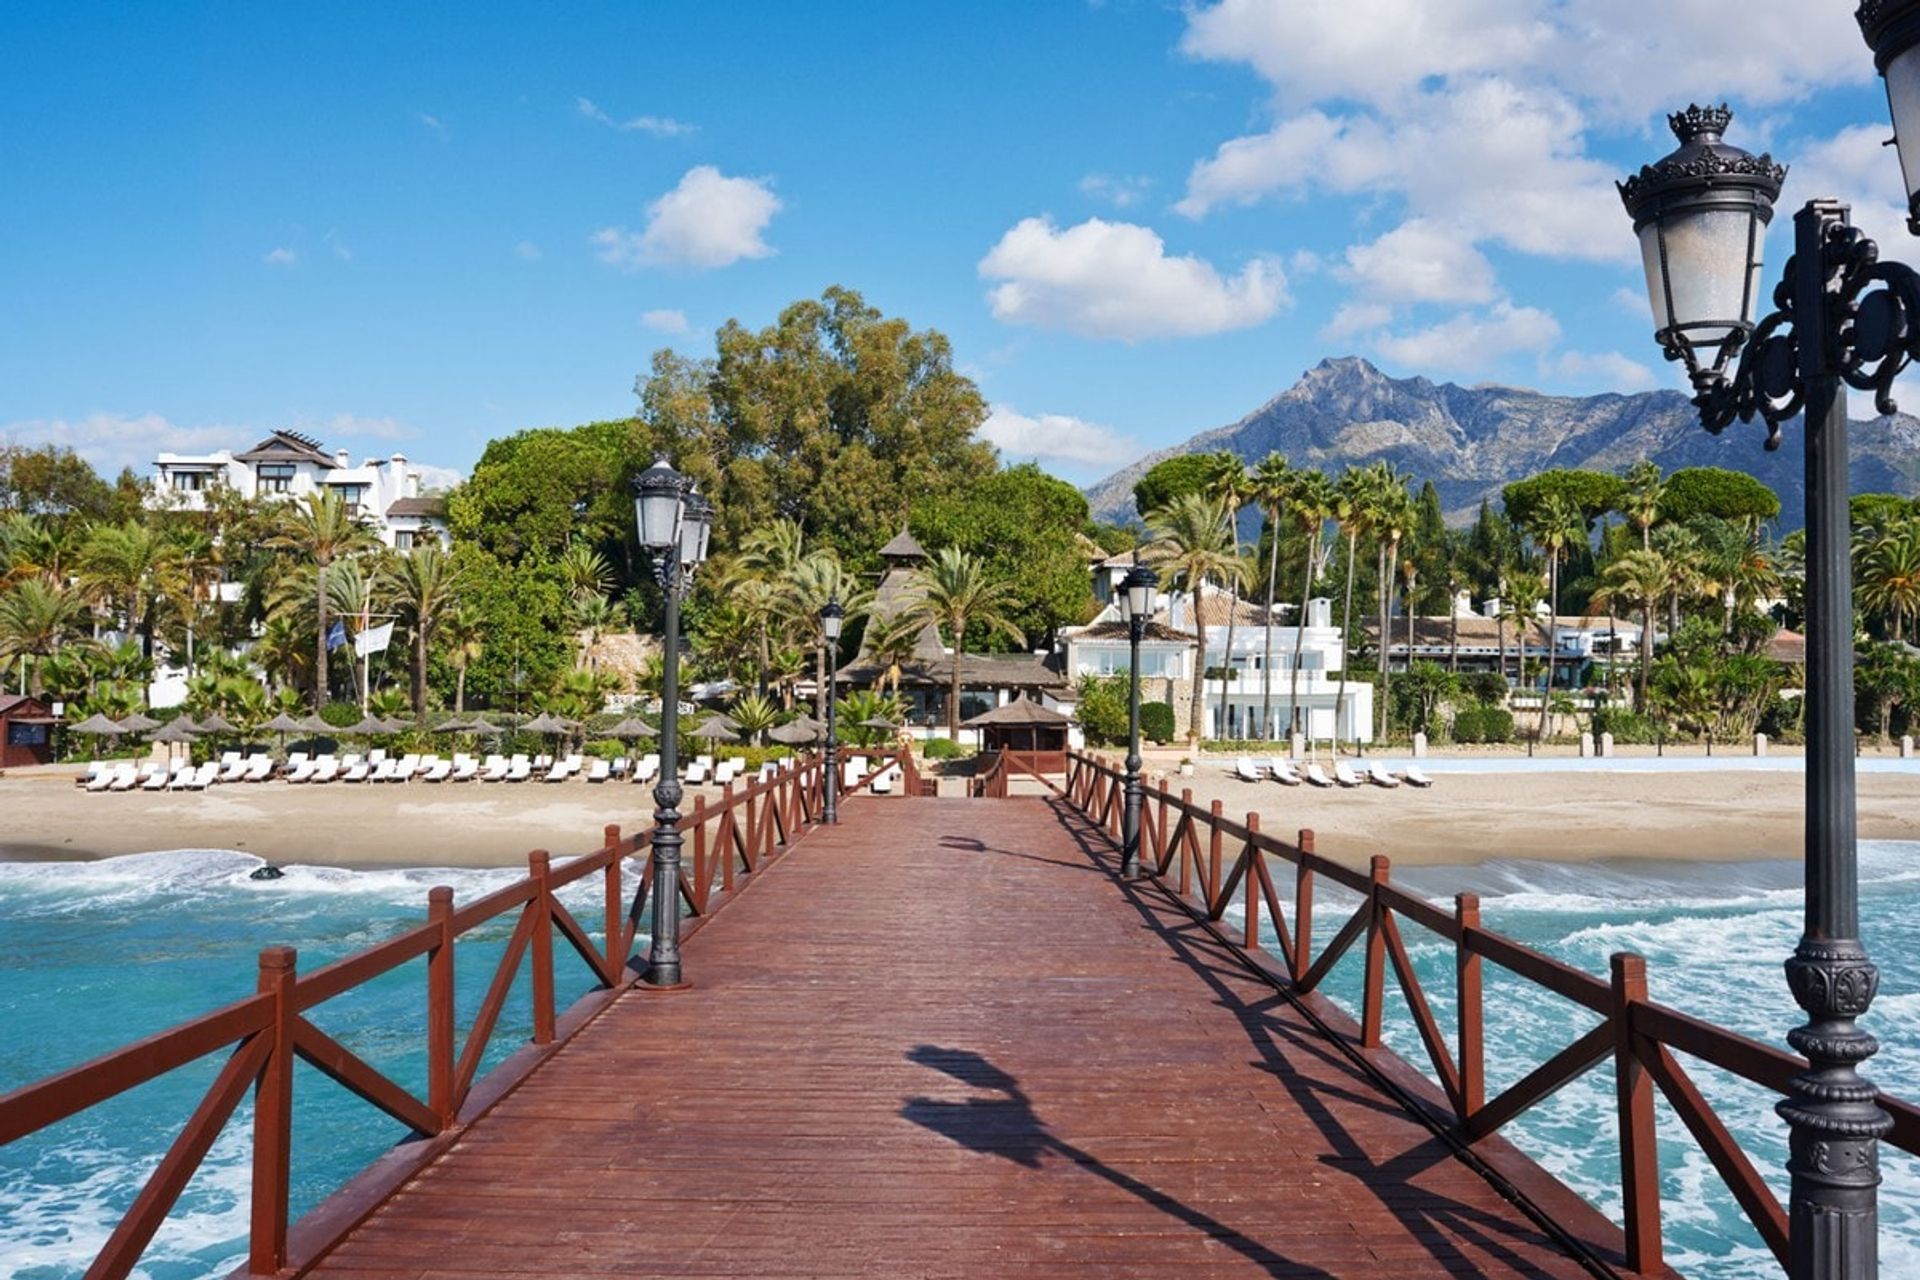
[1065,559,1374,744]
[152,430,450,549]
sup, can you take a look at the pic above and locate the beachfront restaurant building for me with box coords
[1366,594,1647,690]
[1060,582,1373,744]
[0,694,55,768]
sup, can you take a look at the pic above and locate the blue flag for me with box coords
[326,620,348,652]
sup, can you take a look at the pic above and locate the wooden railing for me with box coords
[0,750,911,1280]
[1062,750,1920,1276]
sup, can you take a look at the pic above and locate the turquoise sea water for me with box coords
[1,842,1917,1279]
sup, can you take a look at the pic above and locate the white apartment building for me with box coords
[152,430,449,549]
[1062,574,1373,744]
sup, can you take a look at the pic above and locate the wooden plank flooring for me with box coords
[307,796,1598,1278]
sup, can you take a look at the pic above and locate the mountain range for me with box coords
[1082,357,1920,532]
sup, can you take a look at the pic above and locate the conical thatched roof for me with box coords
[767,720,822,745]
[690,714,739,741]
[605,716,658,739]
[117,712,160,732]
[261,712,307,734]
[960,693,1069,729]
[69,713,124,735]
[151,720,200,743]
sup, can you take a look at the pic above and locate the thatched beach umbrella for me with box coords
[345,714,389,738]
[261,711,307,758]
[435,716,472,734]
[69,713,125,761]
[197,713,237,734]
[463,716,503,737]
[605,716,658,740]
[690,715,739,743]
[118,712,160,733]
[150,718,198,765]
[858,716,900,732]
[767,719,822,746]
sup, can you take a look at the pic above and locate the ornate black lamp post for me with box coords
[820,596,843,824]
[1621,97,1899,1277]
[629,459,712,988]
[1116,562,1157,880]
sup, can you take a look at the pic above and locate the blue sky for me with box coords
[0,2,1907,487]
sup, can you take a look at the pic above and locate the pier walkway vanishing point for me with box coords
[309,793,1600,1279]
[10,747,1920,1277]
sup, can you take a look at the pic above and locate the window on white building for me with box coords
[169,471,210,492]
[257,463,296,494]
[394,530,415,550]
[333,484,368,512]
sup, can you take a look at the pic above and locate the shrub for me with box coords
[1140,701,1176,745]
[1463,673,1508,707]
[1590,708,1662,744]
[1452,706,1514,744]
[1074,675,1129,747]
[921,737,965,761]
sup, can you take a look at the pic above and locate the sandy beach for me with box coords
[3,758,1915,870]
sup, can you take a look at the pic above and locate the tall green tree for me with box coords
[1247,452,1291,735]
[273,492,379,713]
[1131,455,1217,523]
[384,543,465,723]
[78,519,176,705]
[1199,452,1251,737]
[1525,494,1587,738]
[1144,493,1239,746]
[1283,470,1334,739]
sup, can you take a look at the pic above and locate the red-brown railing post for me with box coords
[1611,952,1662,1273]
[1455,893,1484,1121]
[1242,813,1261,950]
[1207,800,1224,913]
[1153,779,1168,867]
[250,945,296,1275]
[603,825,623,979]
[1294,830,1315,981]
[427,887,455,1128]
[529,851,555,1046]
[722,783,738,895]
[691,794,710,909]
[1362,856,1389,1049]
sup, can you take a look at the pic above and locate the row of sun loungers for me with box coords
[1232,756,1434,789]
[78,750,801,791]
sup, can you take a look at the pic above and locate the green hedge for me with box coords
[922,737,966,761]
[1140,701,1176,745]
[1589,708,1662,744]
[1452,707,1515,744]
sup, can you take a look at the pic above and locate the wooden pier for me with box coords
[6,749,1920,1277]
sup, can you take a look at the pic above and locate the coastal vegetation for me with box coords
[3,285,1920,753]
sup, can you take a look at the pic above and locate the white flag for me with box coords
[354,621,395,657]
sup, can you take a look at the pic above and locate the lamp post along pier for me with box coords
[629,459,712,988]
[1117,563,1157,880]
[1620,88,1913,1277]
[821,597,843,824]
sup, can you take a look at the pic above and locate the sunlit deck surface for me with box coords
[309,796,1597,1278]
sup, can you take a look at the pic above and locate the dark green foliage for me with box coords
[1500,469,1625,524]
[0,444,113,520]
[1140,700,1176,745]
[1074,674,1129,747]
[446,546,573,711]
[1659,467,1781,525]
[448,420,642,564]
[1590,707,1662,744]
[1392,661,1457,736]
[1463,672,1508,706]
[921,736,965,760]
[1451,706,1515,744]
[1851,493,1920,536]
[1131,455,1216,520]
[913,464,1097,649]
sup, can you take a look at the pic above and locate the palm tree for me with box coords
[326,559,378,711]
[440,605,486,713]
[254,613,312,698]
[1525,494,1587,739]
[729,691,779,745]
[1858,519,1920,643]
[782,551,871,719]
[862,611,924,697]
[558,541,614,602]
[1144,493,1239,747]
[1498,573,1543,694]
[1328,467,1380,752]
[1619,460,1665,551]
[272,491,377,712]
[1248,451,1290,737]
[1283,469,1333,741]
[570,592,621,674]
[1368,468,1414,741]
[1199,452,1251,739]
[385,542,464,723]
[901,547,1025,739]
[1592,548,1673,713]
[0,577,86,693]
[77,519,173,704]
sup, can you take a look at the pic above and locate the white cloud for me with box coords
[642,308,690,334]
[980,404,1138,470]
[1369,302,1561,372]
[1079,173,1154,208]
[592,166,781,271]
[417,112,448,139]
[1323,301,1395,341]
[314,414,415,442]
[514,240,543,261]
[263,247,297,267]
[1786,123,1912,263]
[410,463,466,493]
[1338,219,1498,307]
[978,216,1287,341]
[1547,350,1659,392]
[1,414,243,474]
[574,97,696,138]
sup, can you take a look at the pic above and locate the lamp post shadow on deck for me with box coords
[1117,561,1158,880]
[1617,42,1920,1266]
[629,458,712,989]
[821,597,843,824]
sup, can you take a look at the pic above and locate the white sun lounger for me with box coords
[542,758,570,783]
[84,765,116,792]
[1268,758,1303,786]
[586,759,611,783]
[388,754,420,783]
[479,755,509,783]
[1233,756,1261,782]
[1367,762,1401,788]
[632,754,660,784]
[1332,762,1364,788]
[505,755,532,783]
[342,760,372,783]
[310,757,340,784]
[871,766,895,795]
[106,764,140,792]
[241,754,273,782]
[451,756,480,782]
[423,758,453,783]
[1303,763,1335,788]
[684,761,710,785]
[285,759,315,784]
[76,761,107,788]
[181,762,219,790]
[143,764,175,792]
[1402,766,1435,788]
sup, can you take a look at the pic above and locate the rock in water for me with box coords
[249,864,285,881]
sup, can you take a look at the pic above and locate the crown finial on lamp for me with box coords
[1668,103,1734,143]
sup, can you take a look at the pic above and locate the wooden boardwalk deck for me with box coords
[308,796,1600,1279]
